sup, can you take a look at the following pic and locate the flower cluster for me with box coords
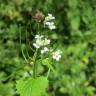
[32,13,61,61]
[33,34,61,61]
[33,35,50,49]
[44,13,56,30]
[52,50,62,61]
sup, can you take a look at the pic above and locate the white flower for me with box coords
[33,43,40,49]
[35,35,40,39]
[35,35,43,39]
[33,34,51,49]
[48,13,55,20]
[43,38,50,45]
[45,22,54,27]
[45,21,56,30]
[44,13,56,30]
[45,13,55,21]
[52,50,62,61]
[45,22,51,25]
[41,47,49,54]
[36,39,42,46]
[48,23,56,30]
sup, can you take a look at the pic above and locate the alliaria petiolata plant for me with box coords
[16,11,62,96]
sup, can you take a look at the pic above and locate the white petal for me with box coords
[49,25,56,30]
[52,50,62,61]
[35,35,40,38]
[41,50,45,54]
[33,43,40,48]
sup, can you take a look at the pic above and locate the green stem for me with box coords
[19,26,28,63]
[37,23,41,34]
[29,41,35,52]
[47,68,50,78]
[33,49,38,78]
[26,29,31,59]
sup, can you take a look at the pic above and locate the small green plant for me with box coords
[16,11,62,96]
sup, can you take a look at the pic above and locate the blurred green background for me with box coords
[0,0,96,96]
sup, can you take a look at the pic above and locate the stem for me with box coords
[37,23,41,34]
[33,49,38,78]
[26,29,31,59]
[47,68,50,78]
[29,20,35,36]
[19,26,28,63]
[29,42,35,52]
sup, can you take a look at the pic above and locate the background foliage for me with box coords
[0,0,96,96]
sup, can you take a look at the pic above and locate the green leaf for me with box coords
[16,76,48,96]
[0,83,13,96]
[68,0,78,8]
[70,17,80,30]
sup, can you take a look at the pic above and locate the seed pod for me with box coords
[30,10,45,22]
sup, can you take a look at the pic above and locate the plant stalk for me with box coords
[33,49,38,78]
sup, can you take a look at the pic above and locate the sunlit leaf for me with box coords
[16,76,48,96]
